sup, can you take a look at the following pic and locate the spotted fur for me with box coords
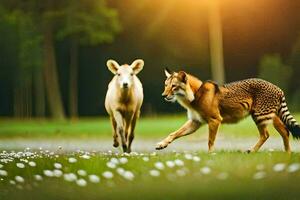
[157,70,299,153]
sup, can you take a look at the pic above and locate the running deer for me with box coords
[105,59,144,153]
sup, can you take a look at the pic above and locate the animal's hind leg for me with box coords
[273,116,291,153]
[208,118,221,153]
[110,117,119,148]
[248,123,270,153]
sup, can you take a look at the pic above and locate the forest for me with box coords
[0,0,300,119]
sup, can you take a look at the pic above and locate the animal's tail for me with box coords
[278,96,300,139]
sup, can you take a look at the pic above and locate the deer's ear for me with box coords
[177,71,187,83]
[164,68,172,78]
[106,59,120,74]
[131,59,144,74]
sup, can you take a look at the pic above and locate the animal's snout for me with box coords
[162,93,167,98]
[123,83,128,88]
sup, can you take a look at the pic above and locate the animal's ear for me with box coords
[131,59,144,74]
[177,71,187,83]
[164,68,172,78]
[106,59,120,74]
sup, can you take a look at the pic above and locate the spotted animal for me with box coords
[156,69,300,153]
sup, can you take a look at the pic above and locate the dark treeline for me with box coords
[0,0,300,119]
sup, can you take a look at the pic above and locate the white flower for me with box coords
[217,172,228,180]
[166,161,175,168]
[110,157,119,164]
[16,163,25,169]
[28,161,36,167]
[119,157,128,164]
[76,179,87,187]
[116,168,125,175]
[106,162,116,169]
[176,169,187,176]
[150,152,157,156]
[200,167,211,175]
[123,171,134,181]
[81,154,90,159]
[154,162,165,170]
[273,163,286,172]
[192,156,201,162]
[77,169,87,176]
[68,157,77,163]
[130,152,139,156]
[43,170,54,177]
[184,154,193,160]
[15,176,24,183]
[53,169,63,177]
[287,163,300,173]
[54,163,62,169]
[149,169,160,177]
[34,174,43,181]
[123,152,130,157]
[142,157,149,162]
[102,171,114,179]
[253,171,266,180]
[0,164,3,168]
[9,180,16,185]
[64,173,77,182]
[88,174,100,183]
[268,148,274,152]
[0,170,7,176]
[174,159,184,166]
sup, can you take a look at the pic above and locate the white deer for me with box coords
[105,59,144,153]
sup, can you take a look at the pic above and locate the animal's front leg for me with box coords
[113,111,127,152]
[155,120,201,150]
[207,118,221,152]
[110,117,119,148]
[126,114,138,153]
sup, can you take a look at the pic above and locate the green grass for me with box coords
[1,115,300,199]
[1,114,299,139]
[0,150,300,200]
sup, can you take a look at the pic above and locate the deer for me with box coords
[105,59,144,153]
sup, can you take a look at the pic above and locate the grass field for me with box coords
[0,150,300,200]
[1,114,299,139]
[1,115,300,199]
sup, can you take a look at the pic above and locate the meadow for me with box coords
[0,150,300,200]
[1,114,299,139]
[0,114,300,200]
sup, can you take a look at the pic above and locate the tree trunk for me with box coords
[42,24,65,120]
[34,68,45,117]
[13,84,21,118]
[208,0,225,84]
[69,38,79,119]
[25,73,32,119]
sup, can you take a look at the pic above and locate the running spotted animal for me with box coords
[156,68,300,153]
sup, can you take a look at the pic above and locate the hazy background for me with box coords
[0,0,300,119]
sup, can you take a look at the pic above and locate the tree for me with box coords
[208,0,225,84]
[1,0,67,120]
[57,0,121,119]
[258,54,292,92]
[1,5,44,118]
